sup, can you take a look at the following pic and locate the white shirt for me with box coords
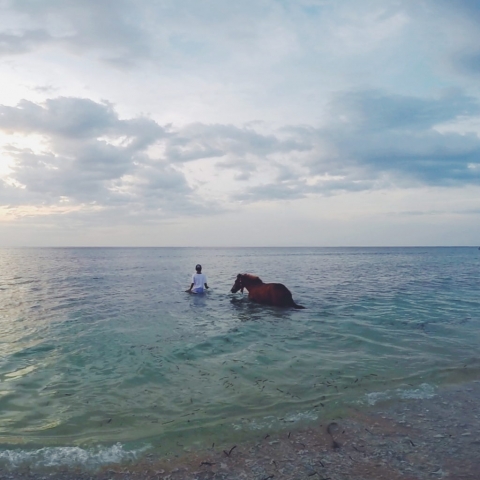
[191,273,207,292]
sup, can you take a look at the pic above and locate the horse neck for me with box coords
[242,276,263,291]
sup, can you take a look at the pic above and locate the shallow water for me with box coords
[0,247,479,470]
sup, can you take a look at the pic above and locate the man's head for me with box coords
[195,264,202,273]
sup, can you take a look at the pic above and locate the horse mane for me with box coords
[242,273,263,285]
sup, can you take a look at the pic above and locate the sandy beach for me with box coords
[2,379,479,480]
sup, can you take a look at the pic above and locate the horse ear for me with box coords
[237,273,241,279]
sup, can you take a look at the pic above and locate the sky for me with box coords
[1,0,480,247]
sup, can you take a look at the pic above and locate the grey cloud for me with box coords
[219,158,258,182]
[166,123,309,163]
[453,52,480,76]
[5,147,131,205]
[2,0,149,63]
[3,89,480,215]
[391,208,480,217]
[327,90,480,132]
[0,0,338,74]
[0,97,166,158]
[31,85,58,94]
[234,171,252,181]
[321,90,480,187]
[233,181,307,202]
[164,123,310,193]
[0,0,265,67]
[0,98,117,137]
[158,89,480,204]
[226,89,480,202]
[423,0,480,80]
[4,0,480,89]
[0,97,212,219]
[1,144,209,218]
[234,176,375,204]
[0,30,52,55]
[354,133,480,186]
[120,162,190,198]
[437,0,480,20]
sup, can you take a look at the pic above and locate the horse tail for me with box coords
[293,302,306,309]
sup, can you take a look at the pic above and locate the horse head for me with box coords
[230,274,244,293]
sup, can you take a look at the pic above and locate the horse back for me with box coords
[249,282,303,308]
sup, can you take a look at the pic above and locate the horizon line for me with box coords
[1,245,478,249]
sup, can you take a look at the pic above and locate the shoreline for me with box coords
[2,379,479,480]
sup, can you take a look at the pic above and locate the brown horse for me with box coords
[230,273,305,309]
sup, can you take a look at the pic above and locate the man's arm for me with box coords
[186,282,194,293]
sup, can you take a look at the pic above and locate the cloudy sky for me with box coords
[1,0,480,246]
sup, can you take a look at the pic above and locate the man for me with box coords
[186,264,209,294]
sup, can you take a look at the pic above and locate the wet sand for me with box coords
[2,380,479,480]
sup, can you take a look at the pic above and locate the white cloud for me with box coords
[0,98,198,217]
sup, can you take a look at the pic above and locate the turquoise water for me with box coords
[0,247,479,470]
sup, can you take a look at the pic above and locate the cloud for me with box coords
[327,89,480,131]
[321,89,480,186]
[217,89,480,203]
[407,0,480,81]
[233,180,307,202]
[166,123,308,163]
[0,0,150,65]
[170,89,480,204]
[0,0,292,69]
[1,98,117,137]
[2,88,480,218]
[455,52,480,76]
[0,97,215,219]
[0,97,166,146]
[438,0,480,20]
[0,29,53,55]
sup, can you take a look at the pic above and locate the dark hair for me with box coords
[195,264,202,271]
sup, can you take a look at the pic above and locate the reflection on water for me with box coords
[0,247,479,461]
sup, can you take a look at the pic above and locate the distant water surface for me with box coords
[0,247,479,470]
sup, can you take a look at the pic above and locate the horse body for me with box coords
[230,273,305,309]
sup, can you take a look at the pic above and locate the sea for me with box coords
[0,247,479,472]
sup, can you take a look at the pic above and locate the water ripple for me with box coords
[0,247,479,458]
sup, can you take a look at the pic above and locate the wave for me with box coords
[0,442,150,471]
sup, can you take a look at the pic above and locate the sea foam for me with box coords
[0,443,149,470]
